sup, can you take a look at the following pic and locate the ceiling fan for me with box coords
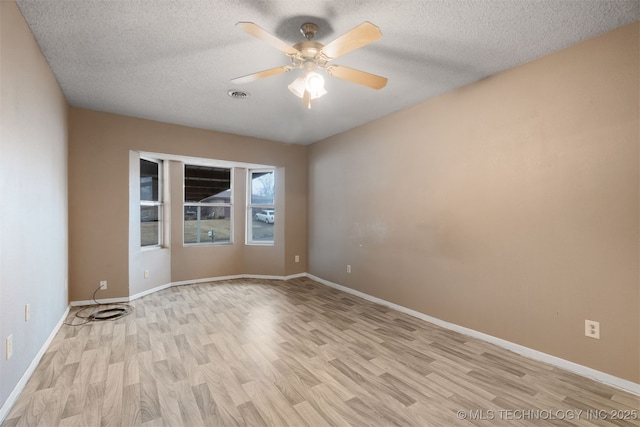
[230,21,388,109]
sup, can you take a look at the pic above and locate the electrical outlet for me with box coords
[144,270,149,278]
[585,319,600,339]
[99,280,107,290]
[25,304,30,322]
[347,264,351,274]
[6,335,13,360]
[295,255,300,263]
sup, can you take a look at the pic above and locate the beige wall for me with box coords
[308,23,639,382]
[69,109,307,301]
[0,1,69,410]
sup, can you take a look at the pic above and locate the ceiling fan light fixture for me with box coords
[305,72,325,94]
[288,76,326,100]
[288,77,305,98]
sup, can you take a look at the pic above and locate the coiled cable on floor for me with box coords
[64,284,134,326]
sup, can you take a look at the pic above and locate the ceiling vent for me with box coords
[227,89,249,99]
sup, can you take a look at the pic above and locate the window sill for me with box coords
[183,242,233,247]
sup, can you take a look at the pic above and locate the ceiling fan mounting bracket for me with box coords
[300,22,319,40]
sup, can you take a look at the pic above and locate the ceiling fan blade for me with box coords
[326,65,388,89]
[319,22,382,60]
[230,66,292,84]
[237,22,299,56]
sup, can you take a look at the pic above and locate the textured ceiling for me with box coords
[16,0,639,145]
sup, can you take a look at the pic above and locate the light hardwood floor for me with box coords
[3,277,639,426]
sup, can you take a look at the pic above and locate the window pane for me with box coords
[140,159,159,201]
[251,207,275,242]
[184,206,231,244]
[141,205,159,246]
[185,165,231,203]
[250,171,275,205]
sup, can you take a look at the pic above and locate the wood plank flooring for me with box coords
[3,277,638,426]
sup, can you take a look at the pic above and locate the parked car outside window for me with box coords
[255,209,275,224]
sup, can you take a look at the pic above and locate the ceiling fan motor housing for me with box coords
[291,41,327,68]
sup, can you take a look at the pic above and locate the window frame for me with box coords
[183,164,233,246]
[246,168,276,246]
[140,157,163,249]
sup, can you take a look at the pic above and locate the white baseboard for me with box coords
[0,306,71,424]
[72,272,309,306]
[284,273,308,280]
[170,274,245,288]
[305,273,640,396]
[70,296,131,306]
[128,282,174,301]
[245,272,308,281]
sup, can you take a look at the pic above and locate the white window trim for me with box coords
[246,168,276,246]
[140,157,163,249]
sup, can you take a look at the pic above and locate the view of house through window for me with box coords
[247,169,275,244]
[184,165,232,244]
[140,158,163,247]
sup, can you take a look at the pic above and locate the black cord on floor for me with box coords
[64,285,134,326]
